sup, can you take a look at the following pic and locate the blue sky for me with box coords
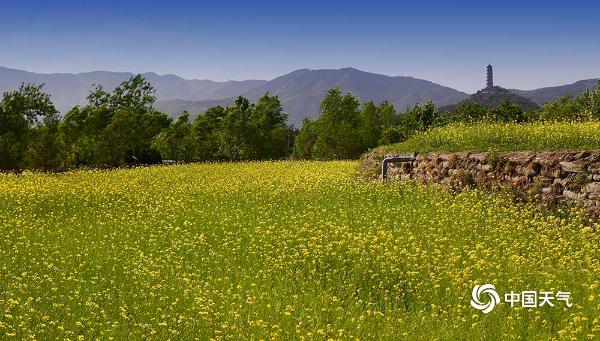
[1,0,599,92]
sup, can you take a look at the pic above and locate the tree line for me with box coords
[294,82,600,160]
[1,76,599,172]
[0,75,293,172]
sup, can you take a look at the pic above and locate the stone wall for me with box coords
[361,150,600,219]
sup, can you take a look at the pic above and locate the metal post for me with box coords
[381,156,416,180]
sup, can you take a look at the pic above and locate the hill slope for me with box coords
[511,78,600,105]
[441,86,540,112]
[156,98,231,117]
[243,68,469,125]
[371,121,600,155]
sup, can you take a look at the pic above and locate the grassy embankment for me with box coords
[373,121,600,156]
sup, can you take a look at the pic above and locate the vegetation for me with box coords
[0,84,59,171]
[296,81,600,160]
[441,86,540,112]
[375,121,600,155]
[1,77,599,171]
[0,162,597,339]
[0,76,293,172]
[293,89,438,160]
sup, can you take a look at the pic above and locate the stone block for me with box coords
[560,161,585,173]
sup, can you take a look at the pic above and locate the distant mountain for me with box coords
[156,98,231,117]
[510,79,600,105]
[441,86,540,112]
[0,66,266,113]
[242,68,470,125]
[158,68,470,126]
[3,65,599,127]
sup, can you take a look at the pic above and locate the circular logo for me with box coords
[470,284,500,313]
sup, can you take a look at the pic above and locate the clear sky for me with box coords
[1,0,599,93]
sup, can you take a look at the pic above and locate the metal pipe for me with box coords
[381,155,416,180]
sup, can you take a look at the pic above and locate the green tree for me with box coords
[295,88,363,160]
[448,101,488,123]
[359,101,380,150]
[576,81,600,120]
[87,74,156,111]
[152,112,197,162]
[379,127,406,145]
[488,99,525,123]
[378,100,396,131]
[59,106,103,167]
[61,75,169,167]
[251,93,291,159]
[219,96,255,160]
[193,106,226,160]
[26,116,62,171]
[293,119,318,159]
[398,101,439,138]
[316,88,362,159]
[0,83,57,171]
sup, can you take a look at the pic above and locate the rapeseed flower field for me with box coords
[0,161,598,339]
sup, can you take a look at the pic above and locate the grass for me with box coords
[375,121,600,155]
[0,161,599,339]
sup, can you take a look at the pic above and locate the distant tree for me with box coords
[378,100,396,131]
[60,75,169,167]
[251,93,291,159]
[152,111,197,162]
[4,78,301,170]
[58,106,96,166]
[398,101,439,137]
[488,99,525,123]
[525,81,600,122]
[293,119,318,159]
[448,101,488,123]
[0,83,57,171]
[576,80,600,120]
[193,106,226,160]
[359,101,380,150]
[313,88,362,159]
[87,74,156,111]
[94,107,170,166]
[379,127,406,145]
[294,88,364,160]
[25,116,62,171]
[187,94,292,161]
[219,96,256,160]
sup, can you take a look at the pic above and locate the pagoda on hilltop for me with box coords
[486,64,494,89]
[449,64,539,111]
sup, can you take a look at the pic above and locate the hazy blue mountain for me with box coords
[511,79,600,105]
[0,66,266,113]
[242,68,469,125]
[157,68,470,126]
[156,98,231,117]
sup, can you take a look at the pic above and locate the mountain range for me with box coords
[157,68,470,126]
[0,66,265,114]
[510,79,600,105]
[0,66,598,126]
